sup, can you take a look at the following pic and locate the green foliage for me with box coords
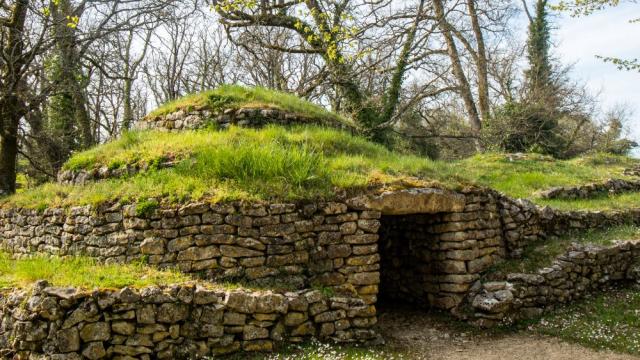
[538,192,640,211]
[0,252,191,289]
[147,85,352,127]
[135,199,159,217]
[525,0,557,105]
[485,101,565,156]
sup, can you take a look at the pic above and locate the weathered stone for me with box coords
[80,322,111,342]
[220,245,262,258]
[225,292,257,313]
[56,328,80,353]
[347,188,465,215]
[82,342,106,360]
[157,303,189,323]
[177,245,220,261]
[140,237,166,255]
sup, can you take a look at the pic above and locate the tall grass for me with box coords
[5,125,639,210]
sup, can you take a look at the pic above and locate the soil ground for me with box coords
[377,307,639,360]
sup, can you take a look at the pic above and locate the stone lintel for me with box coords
[347,188,466,215]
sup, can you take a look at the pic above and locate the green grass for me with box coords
[539,192,640,211]
[3,126,455,209]
[490,224,640,274]
[0,253,192,289]
[146,84,353,127]
[4,125,639,210]
[456,152,638,199]
[530,285,640,355]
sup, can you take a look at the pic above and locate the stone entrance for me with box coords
[378,213,439,309]
[354,188,507,312]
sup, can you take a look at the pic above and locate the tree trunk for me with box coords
[433,0,483,149]
[122,77,134,130]
[467,0,490,123]
[0,0,29,195]
[0,108,20,195]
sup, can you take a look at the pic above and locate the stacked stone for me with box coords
[57,160,177,185]
[623,166,640,177]
[0,202,380,302]
[538,178,640,200]
[543,208,640,237]
[0,281,377,359]
[497,197,640,257]
[469,240,640,327]
[498,197,547,258]
[379,189,505,311]
[135,108,356,133]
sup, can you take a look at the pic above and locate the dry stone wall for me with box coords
[0,281,377,359]
[0,201,381,304]
[624,165,640,177]
[538,178,640,200]
[2,186,640,336]
[136,108,357,133]
[377,188,640,313]
[468,240,640,327]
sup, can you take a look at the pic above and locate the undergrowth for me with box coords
[530,284,640,355]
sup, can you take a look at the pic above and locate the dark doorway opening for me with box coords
[377,213,440,310]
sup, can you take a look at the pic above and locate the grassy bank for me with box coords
[0,253,191,289]
[2,124,638,210]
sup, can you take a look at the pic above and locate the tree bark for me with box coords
[433,0,483,147]
[0,97,21,195]
[0,0,29,195]
[467,0,491,123]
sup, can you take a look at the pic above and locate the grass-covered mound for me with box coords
[3,125,639,210]
[0,253,191,289]
[145,84,352,127]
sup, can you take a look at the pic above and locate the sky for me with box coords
[549,2,640,157]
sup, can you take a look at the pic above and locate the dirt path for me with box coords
[377,308,639,360]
